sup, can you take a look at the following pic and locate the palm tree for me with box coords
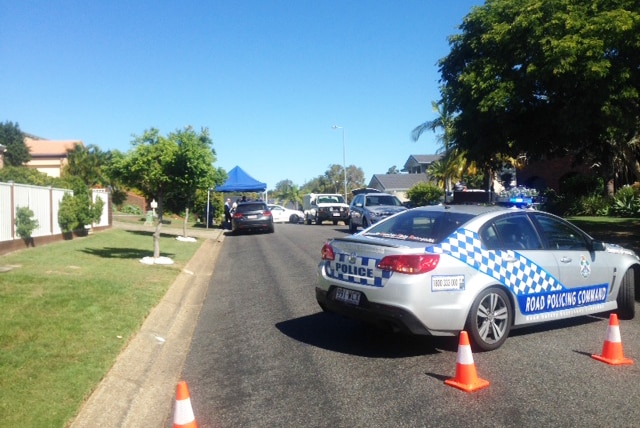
[63,143,108,187]
[412,100,468,192]
[281,184,303,210]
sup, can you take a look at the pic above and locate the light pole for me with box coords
[332,125,347,201]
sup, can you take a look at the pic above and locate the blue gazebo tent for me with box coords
[215,166,267,193]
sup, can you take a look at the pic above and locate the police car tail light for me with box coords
[321,243,336,261]
[377,254,440,274]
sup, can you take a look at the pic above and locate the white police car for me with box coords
[316,205,639,351]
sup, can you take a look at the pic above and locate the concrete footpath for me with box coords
[70,222,226,427]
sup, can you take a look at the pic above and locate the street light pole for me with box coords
[332,125,347,201]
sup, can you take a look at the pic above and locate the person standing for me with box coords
[224,198,232,228]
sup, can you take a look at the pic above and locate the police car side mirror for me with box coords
[589,240,606,251]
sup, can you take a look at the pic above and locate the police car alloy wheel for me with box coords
[465,286,513,351]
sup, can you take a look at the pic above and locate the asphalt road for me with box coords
[175,223,640,428]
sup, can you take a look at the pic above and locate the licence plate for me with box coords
[335,287,361,305]
[332,212,340,217]
[247,215,258,219]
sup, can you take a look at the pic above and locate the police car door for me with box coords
[481,214,561,320]
[532,213,612,305]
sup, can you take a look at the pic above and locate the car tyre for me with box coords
[315,216,322,225]
[616,268,635,320]
[306,217,312,225]
[289,214,299,224]
[349,218,357,233]
[465,286,512,351]
[362,218,369,229]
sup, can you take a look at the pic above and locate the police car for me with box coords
[316,205,639,351]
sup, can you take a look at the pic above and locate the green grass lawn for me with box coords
[0,228,203,427]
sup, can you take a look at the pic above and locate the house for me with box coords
[367,154,441,201]
[401,154,441,174]
[24,135,82,177]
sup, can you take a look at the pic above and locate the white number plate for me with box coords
[247,215,258,219]
[335,287,361,305]
[431,275,465,291]
[332,212,340,216]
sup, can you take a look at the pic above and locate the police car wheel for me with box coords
[465,286,512,352]
[289,214,299,223]
[616,268,635,320]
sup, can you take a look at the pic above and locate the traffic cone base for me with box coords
[591,313,633,366]
[445,331,490,392]
[174,381,198,428]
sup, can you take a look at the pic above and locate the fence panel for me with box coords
[0,183,12,241]
[0,182,109,243]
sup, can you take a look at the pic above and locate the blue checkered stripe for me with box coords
[325,253,391,287]
[426,228,565,294]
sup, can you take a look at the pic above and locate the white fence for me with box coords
[0,182,110,242]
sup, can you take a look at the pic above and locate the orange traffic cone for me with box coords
[173,380,198,428]
[445,331,490,392]
[591,313,633,366]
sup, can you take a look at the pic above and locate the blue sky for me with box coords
[1,0,483,190]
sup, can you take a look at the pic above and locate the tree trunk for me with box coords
[183,208,189,237]
[153,196,164,259]
[153,221,161,259]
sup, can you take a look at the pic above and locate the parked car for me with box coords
[348,192,407,233]
[231,202,274,234]
[317,204,639,351]
[267,204,304,224]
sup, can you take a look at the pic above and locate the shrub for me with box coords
[609,186,640,217]
[119,204,142,215]
[567,194,612,216]
[58,192,105,233]
[15,206,39,239]
[406,183,445,206]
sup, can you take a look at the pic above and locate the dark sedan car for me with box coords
[231,202,274,234]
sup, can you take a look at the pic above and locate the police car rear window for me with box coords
[362,211,474,243]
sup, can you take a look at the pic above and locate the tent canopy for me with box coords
[215,166,267,193]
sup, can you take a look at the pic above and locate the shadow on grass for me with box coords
[79,247,177,259]
[123,230,181,238]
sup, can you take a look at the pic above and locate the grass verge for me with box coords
[0,228,203,426]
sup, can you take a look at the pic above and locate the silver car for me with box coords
[348,192,407,233]
[316,205,639,351]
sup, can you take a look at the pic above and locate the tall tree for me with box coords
[437,0,640,190]
[110,128,178,259]
[167,126,217,237]
[0,121,30,166]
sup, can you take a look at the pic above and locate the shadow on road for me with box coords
[276,311,458,358]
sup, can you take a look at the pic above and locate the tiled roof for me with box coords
[369,173,429,191]
[25,137,82,157]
